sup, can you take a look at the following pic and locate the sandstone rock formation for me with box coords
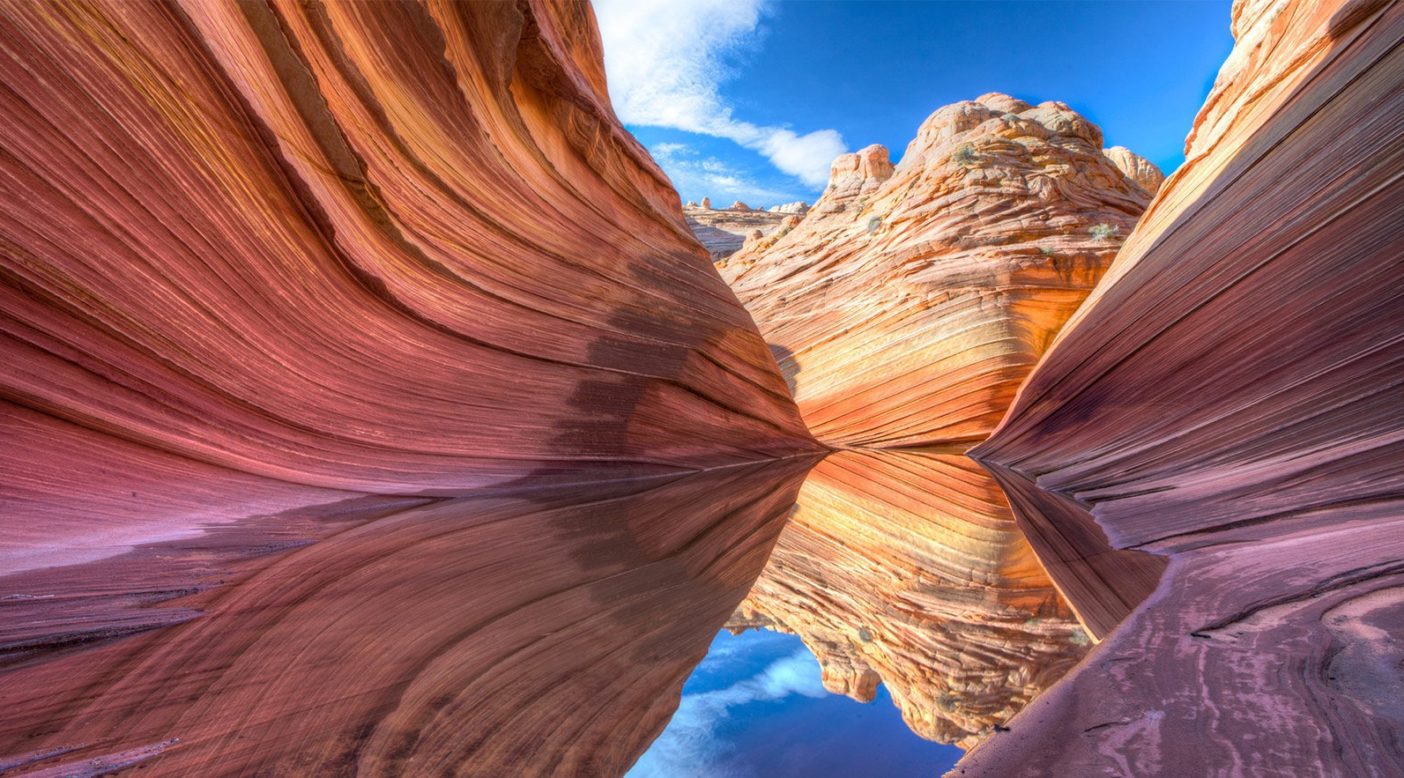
[729,200,751,211]
[683,204,796,259]
[727,450,1093,748]
[769,201,811,215]
[981,462,1167,640]
[0,0,818,773]
[0,0,815,574]
[0,458,814,776]
[721,95,1155,448]
[1102,145,1165,194]
[700,196,712,209]
[964,0,1404,774]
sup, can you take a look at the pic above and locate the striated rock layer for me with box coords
[0,0,819,774]
[0,0,815,576]
[727,450,1092,748]
[0,459,814,776]
[966,0,1404,774]
[981,461,1165,640]
[722,96,1159,447]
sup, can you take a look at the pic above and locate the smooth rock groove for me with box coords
[722,95,1161,448]
[0,0,816,575]
[965,0,1404,774]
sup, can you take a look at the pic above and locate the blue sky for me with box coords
[596,0,1234,207]
[628,629,962,777]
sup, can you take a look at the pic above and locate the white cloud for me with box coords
[651,142,691,158]
[627,648,826,778]
[647,144,803,205]
[759,129,846,186]
[596,0,847,188]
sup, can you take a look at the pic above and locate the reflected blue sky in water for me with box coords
[629,629,962,777]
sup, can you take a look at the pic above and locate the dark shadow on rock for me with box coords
[768,341,800,397]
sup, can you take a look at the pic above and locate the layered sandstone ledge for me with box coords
[721,96,1159,448]
[965,0,1404,773]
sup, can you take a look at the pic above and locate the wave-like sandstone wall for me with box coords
[966,0,1404,773]
[727,450,1091,748]
[0,0,819,774]
[0,0,815,574]
[721,96,1159,447]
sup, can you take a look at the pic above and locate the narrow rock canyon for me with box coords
[1,0,1400,775]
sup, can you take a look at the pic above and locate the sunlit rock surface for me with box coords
[0,0,814,576]
[721,96,1154,447]
[1101,145,1165,195]
[966,0,1404,773]
[768,201,811,215]
[727,450,1093,748]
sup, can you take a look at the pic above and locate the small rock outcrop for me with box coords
[700,196,712,209]
[729,200,752,211]
[769,201,811,215]
[1102,145,1166,194]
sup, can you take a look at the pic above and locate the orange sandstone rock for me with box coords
[728,450,1091,748]
[1102,145,1166,194]
[0,0,817,773]
[722,94,1154,447]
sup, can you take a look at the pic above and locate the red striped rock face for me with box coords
[721,96,1158,448]
[0,0,814,570]
[0,1,817,774]
[965,0,1404,773]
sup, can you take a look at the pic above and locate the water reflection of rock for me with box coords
[0,460,813,776]
[726,450,1092,748]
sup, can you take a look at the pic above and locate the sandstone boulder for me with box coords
[769,201,811,215]
[1102,145,1166,194]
